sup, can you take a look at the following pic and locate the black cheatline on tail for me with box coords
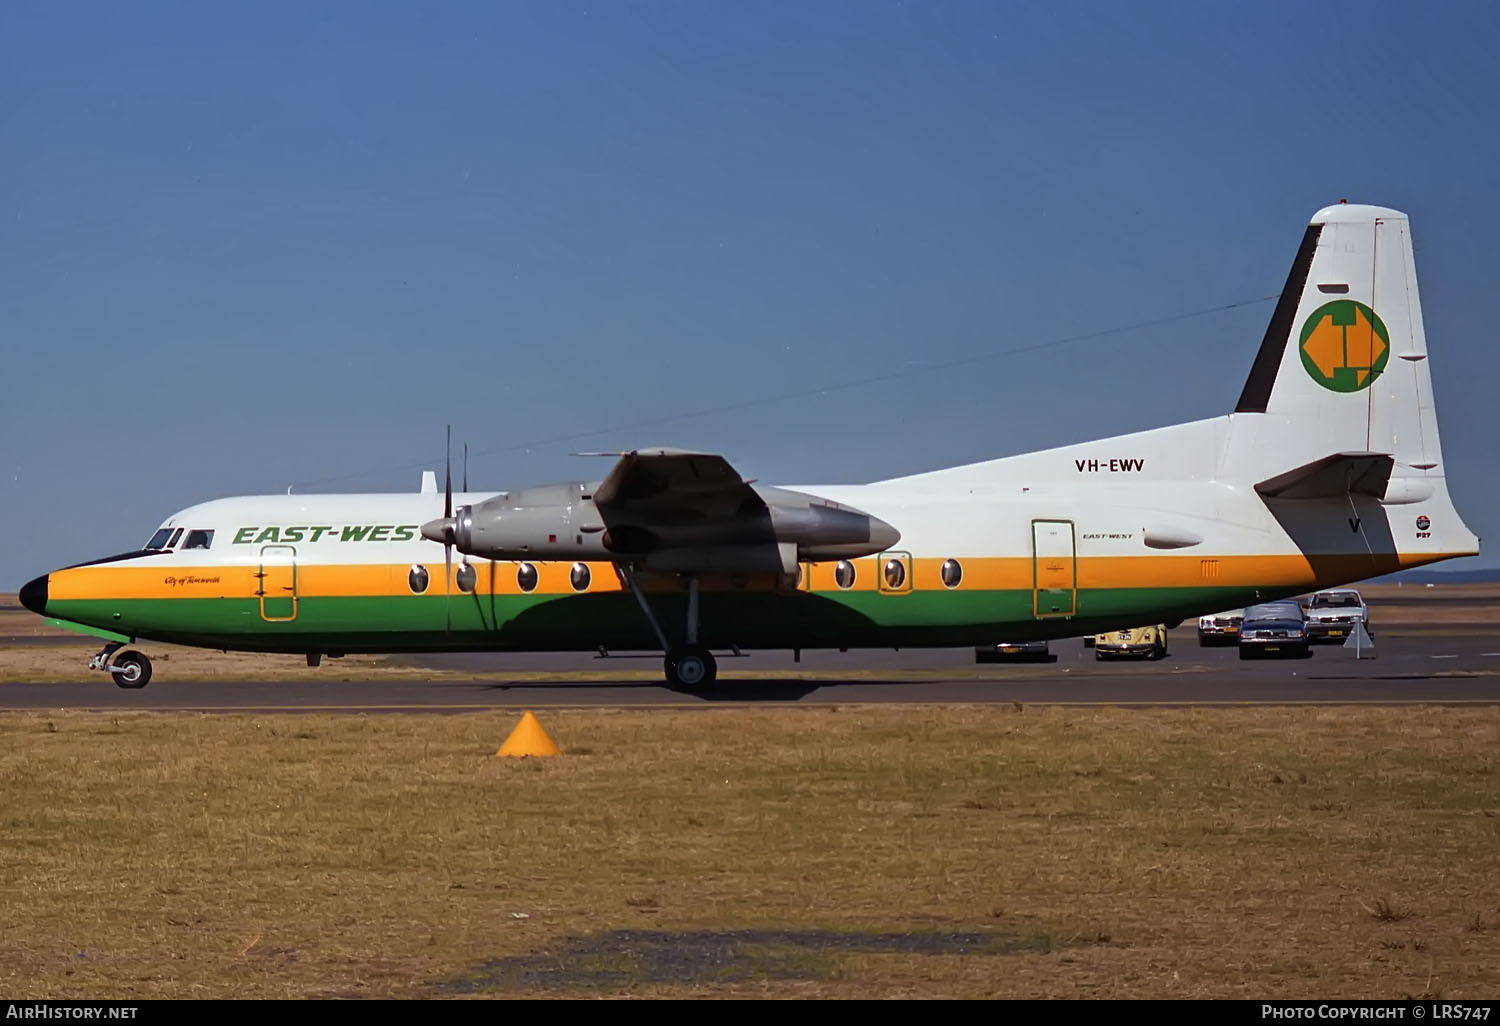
[1235,224,1323,414]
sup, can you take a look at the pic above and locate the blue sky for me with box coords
[4,1,1498,583]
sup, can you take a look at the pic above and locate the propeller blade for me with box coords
[443,425,453,634]
[444,425,452,522]
[463,442,468,493]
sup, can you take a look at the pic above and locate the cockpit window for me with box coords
[183,530,215,550]
[167,528,184,548]
[146,529,173,550]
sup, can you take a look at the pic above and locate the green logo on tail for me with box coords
[1299,300,1390,393]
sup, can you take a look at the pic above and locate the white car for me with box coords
[1304,589,1371,643]
[1197,609,1244,646]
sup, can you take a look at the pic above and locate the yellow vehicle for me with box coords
[1093,625,1169,660]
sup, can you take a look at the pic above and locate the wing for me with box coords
[592,449,767,526]
[589,448,898,574]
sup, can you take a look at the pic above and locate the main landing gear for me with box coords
[622,570,719,689]
[664,646,716,689]
[89,642,153,689]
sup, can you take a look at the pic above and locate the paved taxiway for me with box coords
[2,630,1497,711]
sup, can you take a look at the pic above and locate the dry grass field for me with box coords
[1,705,1497,999]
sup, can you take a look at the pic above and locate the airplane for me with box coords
[17,203,1478,690]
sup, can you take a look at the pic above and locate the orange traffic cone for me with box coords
[496,711,561,758]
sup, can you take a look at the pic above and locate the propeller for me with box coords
[443,425,453,634]
[459,442,472,593]
[419,427,472,634]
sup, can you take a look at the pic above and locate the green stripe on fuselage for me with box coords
[46,585,1281,655]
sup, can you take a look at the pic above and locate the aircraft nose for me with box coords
[18,574,48,615]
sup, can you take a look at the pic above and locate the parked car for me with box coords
[975,640,1053,663]
[1197,609,1244,646]
[1238,600,1311,659]
[1303,589,1371,642]
[1093,625,1169,660]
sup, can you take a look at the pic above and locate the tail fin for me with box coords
[1235,203,1442,476]
[1235,202,1477,563]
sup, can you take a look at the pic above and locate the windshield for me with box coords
[145,528,173,550]
[1246,604,1301,621]
[1311,593,1360,608]
[1251,620,1305,631]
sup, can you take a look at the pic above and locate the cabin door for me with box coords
[257,545,298,622]
[1031,520,1076,618]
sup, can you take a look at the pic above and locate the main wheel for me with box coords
[664,647,717,689]
[110,651,152,689]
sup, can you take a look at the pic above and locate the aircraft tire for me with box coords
[665,647,717,689]
[110,651,152,689]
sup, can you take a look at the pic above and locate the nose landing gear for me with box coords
[88,642,154,688]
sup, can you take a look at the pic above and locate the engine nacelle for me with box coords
[759,489,901,560]
[426,482,612,560]
[423,480,901,565]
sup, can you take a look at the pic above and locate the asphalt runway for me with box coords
[2,629,1498,711]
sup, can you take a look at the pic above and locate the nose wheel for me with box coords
[108,650,153,689]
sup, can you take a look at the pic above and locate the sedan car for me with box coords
[975,640,1053,663]
[1238,600,1311,659]
[1304,589,1371,643]
[1197,609,1244,646]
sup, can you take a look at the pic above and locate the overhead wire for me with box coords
[292,292,1277,490]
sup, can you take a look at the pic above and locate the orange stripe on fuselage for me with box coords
[46,551,1458,603]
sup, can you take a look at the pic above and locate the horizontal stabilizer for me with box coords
[1254,452,1394,500]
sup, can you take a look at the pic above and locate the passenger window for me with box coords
[835,560,856,589]
[570,562,591,592]
[455,563,477,594]
[408,565,430,594]
[517,563,539,593]
[183,530,214,550]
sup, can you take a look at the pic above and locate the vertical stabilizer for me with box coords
[1234,203,1476,565]
[1235,203,1442,475]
